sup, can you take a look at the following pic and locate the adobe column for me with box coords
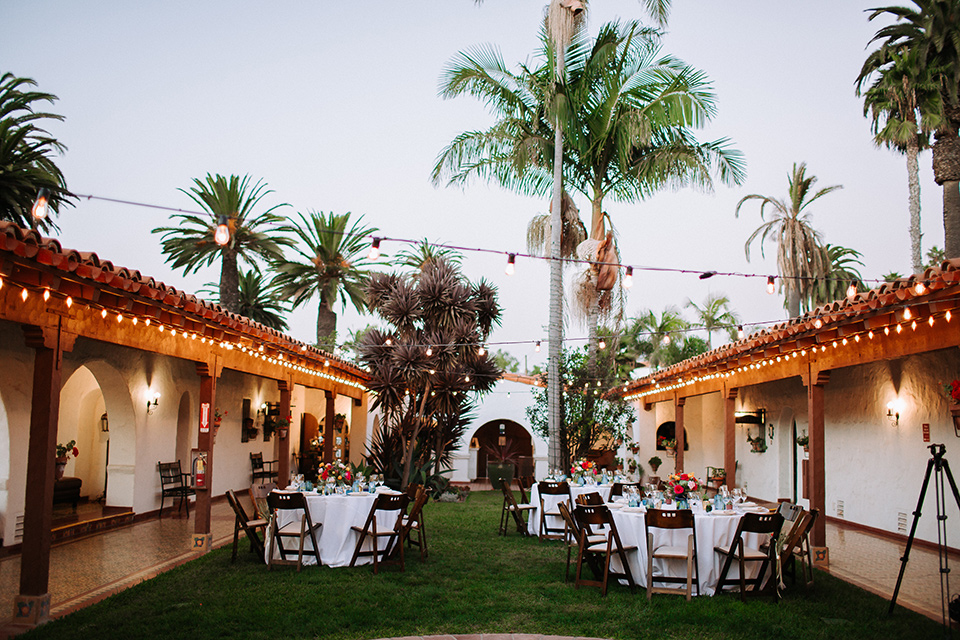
[804,367,830,564]
[724,387,738,489]
[14,323,75,628]
[323,390,336,464]
[277,379,292,483]
[674,396,685,473]
[193,359,220,552]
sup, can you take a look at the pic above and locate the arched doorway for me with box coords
[473,420,533,479]
[58,366,109,502]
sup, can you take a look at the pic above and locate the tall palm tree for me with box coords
[0,73,72,233]
[200,268,289,331]
[153,174,290,314]
[685,293,740,350]
[811,244,866,308]
[736,162,841,318]
[271,211,377,349]
[858,46,941,274]
[862,0,960,258]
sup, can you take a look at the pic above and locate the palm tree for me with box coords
[685,293,740,350]
[858,46,941,274]
[153,174,290,314]
[811,244,866,308]
[736,163,841,318]
[394,239,463,272]
[200,269,289,331]
[271,211,377,349]
[628,307,687,371]
[0,73,72,233]
[861,1,960,258]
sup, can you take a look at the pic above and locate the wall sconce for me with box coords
[887,398,904,426]
[100,412,109,433]
[735,409,766,425]
[147,391,160,415]
[768,422,775,440]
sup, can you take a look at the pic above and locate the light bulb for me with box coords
[766,276,775,295]
[505,253,515,276]
[737,325,744,340]
[66,296,72,308]
[623,266,633,289]
[478,346,486,356]
[214,216,230,246]
[903,307,912,320]
[368,237,381,261]
[948,310,953,322]
[385,338,392,346]
[535,340,541,352]
[31,188,50,220]
[43,289,50,301]
[101,308,107,318]
[847,280,857,298]
[599,339,606,350]
[21,288,28,302]
[915,281,927,295]
[426,346,433,356]
[465,375,471,383]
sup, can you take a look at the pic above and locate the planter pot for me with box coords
[55,457,67,480]
[487,462,515,491]
[664,447,676,458]
[278,427,288,439]
[709,477,725,489]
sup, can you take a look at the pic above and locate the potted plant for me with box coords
[55,440,79,480]
[658,436,677,457]
[483,438,520,490]
[747,434,766,453]
[796,433,809,453]
[648,455,662,474]
[707,466,726,488]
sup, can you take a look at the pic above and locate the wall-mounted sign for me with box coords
[200,402,210,433]
[923,423,931,443]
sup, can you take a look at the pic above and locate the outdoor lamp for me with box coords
[847,280,858,298]
[766,276,775,295]
[100,412,109,433]
[505,253,515,275]
[32,188,50,221]
[147,391,160,415]
[887,398,904,426]
[623,266,633,289]
[368,237,381,261]
[214,216,230,246]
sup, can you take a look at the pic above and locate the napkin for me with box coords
[607,502,625,509]
[621,506,646,514]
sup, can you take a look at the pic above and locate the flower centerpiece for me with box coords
[319,460,353,487]
[569,459,599,484]
[55,440,79,480]
[667,472,700,507]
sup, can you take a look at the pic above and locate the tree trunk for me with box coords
[219,249,240,314]
[786,286,801,319]
[932,127,960,259]
[547,47,566,475]
[316,297,337,350]
[906,134,923,274]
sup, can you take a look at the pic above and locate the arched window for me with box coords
[655,421,689,451]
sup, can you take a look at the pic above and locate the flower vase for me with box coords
[55,457,67,480]
[677,498,688,510]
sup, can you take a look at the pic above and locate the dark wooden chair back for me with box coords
[249,482,277,521]
[403,485,430,560]
[537,481,571,541]
[714,511,784,601]
[250,452,279,482]
[645,507,695,531]
[265,490,322,571]
[609,482,641,500]
[499,478,533,536]
[575,491,604,506]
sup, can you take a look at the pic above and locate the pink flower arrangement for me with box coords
[319,460,352,485]
[569,459,598,478]
[667,473,700,501]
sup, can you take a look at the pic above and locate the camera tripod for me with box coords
[889,443,960,635]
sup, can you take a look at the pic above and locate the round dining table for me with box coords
[264,488,403,567]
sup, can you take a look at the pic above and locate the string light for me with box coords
[599,339,606,350]
[505,253,516,276]
[847,280,857,298]
[385,338,392,346]
[903,307,912,321]
[623,266,633,289]
[31,188,50,221]
[766,276,775,294]
[948,310,953,322]
[478,345,486,356]
[116,313,123,323]
[915,281,927,295]
[214,216,230,246]
[426,346,433,356]
[42,289,50,301]
[101,308,107,318]
[368,237,381,261]
[535,340,541,352]
[66,296,72,308]
[929,316,935,327]
[21,288,28,301]
[737,325,744,340]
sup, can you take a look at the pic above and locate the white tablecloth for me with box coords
[526,483,612,537]
[608,507,766,596]
[264,490,402,567]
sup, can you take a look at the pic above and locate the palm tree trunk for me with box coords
[547,39,566,476]
[906,134,922,274]
[786,287,801,319]
[933,126,960,259]
[316,297,337,349]
[219,249,240,314]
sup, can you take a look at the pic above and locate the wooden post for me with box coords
[193,360,219,552]
[277,380,291,483]
[15,323,74,627]
[804,368,830,550]
[675,396,686,473]
[323,390,336,464]
[724,387,738,488]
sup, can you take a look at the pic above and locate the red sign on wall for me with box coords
[200,402,210,433]
[923,423,931,443]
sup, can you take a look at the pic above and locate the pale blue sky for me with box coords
[2,1,931,371]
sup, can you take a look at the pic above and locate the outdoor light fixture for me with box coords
[505,253,516,276]
[623,266,633,288]
[535,340,541,352]
[368,237,381,260]
[915,281,927,295]
[887,399,904,426]
[100,412,110,433]
[847,280,858,298]
[147,391,160,415]
[214,216,230,246]
[599,338,606,350]
[737,325,745,340]
[766,276,775,294]
[31,188,50,221]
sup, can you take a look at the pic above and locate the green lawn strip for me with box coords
[23,492,943,640]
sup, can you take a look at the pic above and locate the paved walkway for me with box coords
[0,496,955,637]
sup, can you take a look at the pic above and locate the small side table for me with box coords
[54,477,82,511]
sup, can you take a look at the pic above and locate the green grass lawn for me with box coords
[24,491,943,640]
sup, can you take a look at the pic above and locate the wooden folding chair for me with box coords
[249,482,277,522]
[573,504,637,595]
[350,493,410,573]
[714,511,784,601]
[575,491,604,506]
[250,452,279,483]
[538,480,571,541]
[157,461,195,519]
[784,508,819,587]
[558,501,606,582]
[266,491,322,571]
[500,478,535,536]
[403,485,430,560]
[645,508,700,601]
[226,490,267,563]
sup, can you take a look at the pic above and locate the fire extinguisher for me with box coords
[194,451,207,489]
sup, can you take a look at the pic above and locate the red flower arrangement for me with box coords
[944,380,960,403]
[667,473,700,501]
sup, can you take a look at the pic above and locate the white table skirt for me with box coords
[526,483,612,536]
[608,508,765,596]
[264,490,402,567]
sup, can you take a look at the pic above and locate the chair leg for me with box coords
[297,519,306,573]
[231,517,241,562]
[601,542,612,596]
[646,533,654,601]
[737,541,747,603]
[267,518,276,571]
[686,535,694,602]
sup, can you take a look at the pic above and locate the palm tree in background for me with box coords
[201,268,289,331]
[271,211,377,349]
[811,244,866,308]
[153,174,290,315]
[861,1,960,258]
[685,293,739,349]
[394,239,464,272]
[858,46,941,274]
[628,307,687,371]
[736,162,841,318]
[0,73,73,233]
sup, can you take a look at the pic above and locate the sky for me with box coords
[2,1,937,375]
